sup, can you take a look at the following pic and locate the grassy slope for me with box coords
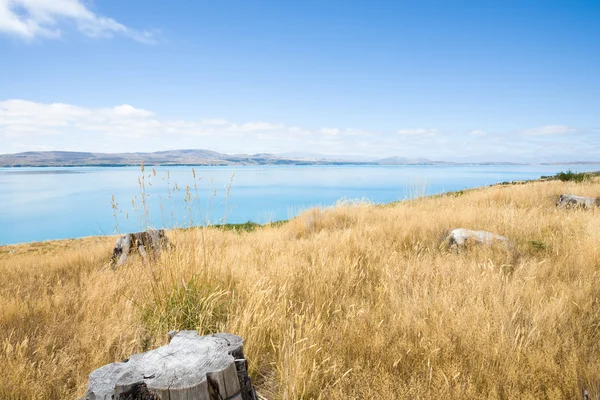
[1,179,600,399]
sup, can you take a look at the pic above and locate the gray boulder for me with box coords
[556,194,600,209]
[445,228,509,250]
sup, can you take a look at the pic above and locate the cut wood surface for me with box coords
[85,331,256,400]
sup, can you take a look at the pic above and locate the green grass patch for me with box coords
[141,274,231,335]
[212,221,262,232]
[550,170,600,183]
[212,220,288,232]
[529,240,548,252]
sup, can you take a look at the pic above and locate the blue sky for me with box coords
[0,0,598,162]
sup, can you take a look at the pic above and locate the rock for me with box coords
[556,194,600,209]
[111,228,171,268]
[445,228,509,249]
[85,331,257,400]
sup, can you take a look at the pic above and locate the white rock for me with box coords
[445,228,509,248]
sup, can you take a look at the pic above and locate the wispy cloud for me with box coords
[319,128,340,136]
[521,125,575,136]
[469,129,487,136]
[0,99,596,162]
[0,0,157,43]
[238,122,285,132]
[397,128,437,136]
[0,99,343,149]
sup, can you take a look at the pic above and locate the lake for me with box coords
[0,164,598,245]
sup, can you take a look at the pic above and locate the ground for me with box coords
[1,178,599,399]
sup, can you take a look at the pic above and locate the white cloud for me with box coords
[0,99,596,162]
[13,142,54,151]
[320,128,340,136]
[113,104,154,118]
[0,0,156,43]
[201,118,229,126]
[397,128,437,136]
[0,99,349,150]
[238,122,284,132]
[469,129,487,136]
[0,100,158,138]
[521,125,575,136]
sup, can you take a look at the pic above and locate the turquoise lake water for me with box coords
[0,164,598,245]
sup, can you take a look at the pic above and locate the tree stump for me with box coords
[111,228,172,268]
[85,331,257,400]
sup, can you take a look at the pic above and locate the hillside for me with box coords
[0,149,518,167]
[1,178,599,398]
[0,150,380,167]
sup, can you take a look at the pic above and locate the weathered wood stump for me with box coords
[111,228,171,268]
[85,331,257,400]
[556,194,600,209]
[444,228,509,250]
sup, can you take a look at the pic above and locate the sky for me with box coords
[0,0,599,162]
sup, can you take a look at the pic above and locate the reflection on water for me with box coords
[0,164,598,245]
[2,170,86,175]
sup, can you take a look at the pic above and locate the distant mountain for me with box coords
[279,152,379,162]
[0,150,225,167]
[0,149,580,167]
[0,149,377,167]
[540,161,600,165]
[376,156,449,165]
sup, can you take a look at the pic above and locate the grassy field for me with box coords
[1,178,599,399]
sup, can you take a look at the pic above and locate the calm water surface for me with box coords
[0,164,598,245]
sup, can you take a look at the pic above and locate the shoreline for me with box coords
[3,170,598,248]
[3,162,600,168]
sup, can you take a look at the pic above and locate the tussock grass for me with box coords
[1,179,600,399]
[552,170,599,183]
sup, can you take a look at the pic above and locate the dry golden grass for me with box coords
[1,179,600,399]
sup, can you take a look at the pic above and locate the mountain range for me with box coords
[0,150,596,167]
[0,150,441,167]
